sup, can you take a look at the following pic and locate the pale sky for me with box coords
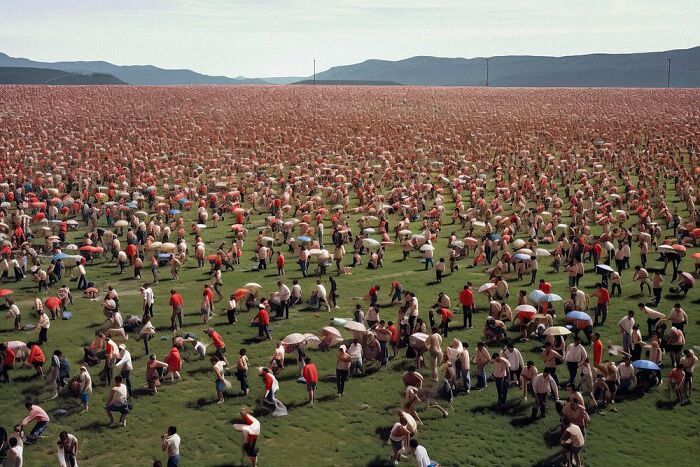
[1,0,698,77]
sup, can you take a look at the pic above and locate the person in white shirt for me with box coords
[313,280,328,311]
[105,375,129,427]
[348,340,363,375]
[77,261,87,290]
[114,344,133,397]
[564,337,588,387]
[618,310,635,354]
[142,284,154,317]
[277,281,291,319]
[491,353,511,407]
[290,280,302,306]
[161,425,181,466]
[560,418,585,467]
[5,437,23,467]
[106,310,128,341]
[409,439,434,467]
[617,357,635,394]
[531,372,559,418]
[502,342,525,386]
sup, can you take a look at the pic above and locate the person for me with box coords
[164,342,182,383]
[78,366,92,412]
[5,436,23,467]
[226,294,238,325]
[541,341,562,387]
[502,342,524,387]
[236,348,250,395]
[35,308,50,343]
[491,352,511,407]
[473,341,490,389]
[161,426,181,467]
[302,356,318,404]
[105,375,129,427]
[425,328,443,381]
[668,364,686,403]
[313,279,329,311]
[211,356,227,404]
[137,315,156,354]
[531,371,558,418]
[408,438,435,467]
[142,284,154,318]
[680,349,697,400]
[560,418,585,467]
[562,396,590,435]
[1,342,16,382]
[233,407,260,467]
[20,402,50,444]
[260,367,286,416]
[205,328,227,364]
[633,265,652,295]
[336,345,351,398]
[24,342,45,377]
[169,290,184,331]
[114,344,133,397]
[520,360,537,400]
[146,354,169,395]
[56,431,78,467]
[277,281,291,318]
[564,337,587,387]
[389,414,411,465]
[251,304,271,340]
[618,310,635,355]
[402,366,424,389]
[459,282,474,329]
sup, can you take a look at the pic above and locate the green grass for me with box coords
[1,180,698,467]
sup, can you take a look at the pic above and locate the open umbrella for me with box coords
[52,252,69,261]
[516,248,534,255]
[527,290,545,303]
[535,248,551,257]
[451,240,465,249]
[363,238,380,248]
[233,288,250,300]
[113,220,129,227]
[243,282,262,291]
[478,282,497,293]
[512,239,526,249]
[282,333,306,345]
[658,244,675,253]
[399,229,412,236]
[297,235,311,243]
[596,264,614,273]
[343,321,366,333]
[0,289,14,297]
[363,228,376,235]
[566,311,592,322]
[680,272,695,285]
[515,304,537,314]
[540,293,562,303]
[160,242,177,252]
[45,297,61,309]
[167,209,181,215]
[463,237,478,246]
[543,326,572,336]
[513,253,530,261]
[419,243,435,252]
[260,236,274,243]
[631,360,661,371]
[322,326,342,338]
[331,317,347,327]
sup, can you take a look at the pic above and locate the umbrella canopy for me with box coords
[399,229,412,236]
[363,228,376,235]
[233,288,250,300]
[160,242,177,252]
[516,248,534,255]
[0,289,14,297]
[543,326,572,336]
[243,282,262,291]
[343,321,366,333]
[657,244,675,253]
[632,360,661,371]
[463,237,478,246]
[535,248,551,257]
[487,233,501,241]
[512,239,526,249]
[596,264,614,273]
[297,235,312,243]
[566,311,592,322]
[45,297,61,309]
[260,236,274,243]
[363,238,380,248]
[52,252,69,260]
[113,220,129,227]
[540,293,563,303]
[478,282,497,293]
[513,253,530,261]
[167,209,181,215]
[527,289,545,303]
[409,332,429,349]
[322,326,342,338]
[451,240,465,249]
[680,272,695,284]
[282,333,306,345]
[515,304,537,314]
[419,243,434,252]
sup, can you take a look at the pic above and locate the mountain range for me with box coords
[0,66,125,85]
[1,47,699,87]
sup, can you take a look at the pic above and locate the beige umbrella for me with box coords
[343,321,366,333]
[114,220,129,227]
[160,242,177,252]
[543,326,572,336]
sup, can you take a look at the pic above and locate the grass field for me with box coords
[1,175,698,467]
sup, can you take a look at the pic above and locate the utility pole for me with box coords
[666,58,671,88]
[313,59,316,85]
[486,58,489,87]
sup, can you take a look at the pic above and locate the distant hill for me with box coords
[0,52,268,85]
[292,79,401,86]
[0,67,124,85]
[313,47,700,87]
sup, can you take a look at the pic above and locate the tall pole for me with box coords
[666,58,671,88]
[313,59,316,85]
[486,58,489,87]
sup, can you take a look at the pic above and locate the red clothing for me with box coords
[302,363,318,383]
[256,309,270,325]
[597,287,610,305]
[170,293,184,307]
[210,331,225,348]
[459,289,474,306]
[28,345,45,364]
[203,288,213,305]
[276,255,285,267]
[593,243,603,257]
[539,282,552,294]
[440,308,453,320]
[2,347,15,365]
[264,372,273,390]
[166,347,182,371]
[388,324,399,343]
[593,339,603,365]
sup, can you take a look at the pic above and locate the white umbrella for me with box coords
[512,239,526,249]
[363,228,376,235]
[517,248,534,255]
[160,242,177,252]
[363,238,380,248]
[399,229,412,236]
[260,236,274,243]
[243,282,262,291]
[419,243,435,252]
[535,248,551,256]
[464,237,478,246]
[478,282,497,293]
[113,220,129,227]
[471,221,486,229]
[322,326,342,338]
[543,326,572,336]
[134,211,149,218]
[344,321,366,333]
[451,240,464,249]
[282,333,306,345]
[197,224,207,230]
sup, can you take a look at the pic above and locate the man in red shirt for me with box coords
[368,285,380,308]
[0,343,16,382]
[439,308,453,337]
[302,357,318,404]
[592,333,604,371]
[387,320,399,358]
[538,279,552,294]
[591,283,610,326]
[251,304,271,340]
[169,289,184,331]
[592,240,603,268]
[205,328,227,364]
[459,282,475,328]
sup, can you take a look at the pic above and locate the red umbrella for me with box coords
[233,288,250,300]
[0,289,14,297]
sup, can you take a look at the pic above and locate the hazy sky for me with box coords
[2,0,698,77]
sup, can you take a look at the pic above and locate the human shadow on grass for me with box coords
[532,450,568,467]
[655,399,680,410]
[469,399,529,416]
[543,426,563,447]
[367,456,394,467]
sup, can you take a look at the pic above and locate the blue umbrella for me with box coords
[513,253,531,261]
[566,311,592,321]
[487,233,502,241]
[168,209,181,215]
[157,253,171,260]
[177,198,189,204]
[540,293,562,303]
[596,264,614,273]
[631,360,661,371]
[527,290,545,304]
[52,252,69,261]
[297,235,311,243]
[126,202,138,209]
